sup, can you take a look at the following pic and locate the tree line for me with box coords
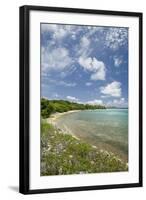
[41,98,106,118]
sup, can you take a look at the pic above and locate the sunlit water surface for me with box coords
[56,109,128,162]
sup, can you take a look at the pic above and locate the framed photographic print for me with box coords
[19,5,143,194]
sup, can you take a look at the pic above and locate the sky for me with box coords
[41,23,128,108]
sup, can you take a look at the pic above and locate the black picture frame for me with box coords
[19,5,143,194]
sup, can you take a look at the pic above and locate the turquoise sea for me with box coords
[56,109,128,162]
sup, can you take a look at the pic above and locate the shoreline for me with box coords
[46,110,81,124]
[41,120,128,175]
[45,109,128,164]
[46,110,81,140]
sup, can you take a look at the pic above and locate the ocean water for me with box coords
[56,109,128,162]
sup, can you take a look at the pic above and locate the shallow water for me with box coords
[56,109,128,162]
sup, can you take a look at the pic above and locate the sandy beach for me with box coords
[45,109,128,163]
[47,110,80,124]
[46,110,81,139]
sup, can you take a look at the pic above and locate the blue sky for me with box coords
[41,23,128,107]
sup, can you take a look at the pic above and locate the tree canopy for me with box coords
[41,98,106,118]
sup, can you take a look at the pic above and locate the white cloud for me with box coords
[75,27,105,58]
[66,96,78,102]
[90,67,105,80]
[100,81,122,97]
[101,95,107,98]
[107,98,128,107]
[105,28,128,50]
[81,36,90,48]
[85,82,92,86]
[54,93,59,97]
[53,93,60,98]
[41,24,83,41]
[41,24,70,40]
[71,34,76,40]
[78,57,106,80]
[113,98,124,104]
[59,81,76,87]
[87,99,103,105]
[78,56,92,71]
[42,47,72,71]
[114,56,123,67]
[77,36,91,57]
[47,79,76,87]
[86,27,104,37]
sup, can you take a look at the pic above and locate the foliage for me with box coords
[41,98,106,118]
[41,121,128,176]
[41,98,54,118]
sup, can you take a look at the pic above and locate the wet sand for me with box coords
[46,110,81,139]
[45,109,128,163]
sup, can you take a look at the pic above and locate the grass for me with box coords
[41,121,128,176]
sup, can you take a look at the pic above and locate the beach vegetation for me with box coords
[41,98,106,118]
[41,121,128,176]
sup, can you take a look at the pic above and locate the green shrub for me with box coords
[41,121,128,176]
[41,98,106,119]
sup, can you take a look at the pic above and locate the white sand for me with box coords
[46,110,80,125]
[46,110,81,139]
